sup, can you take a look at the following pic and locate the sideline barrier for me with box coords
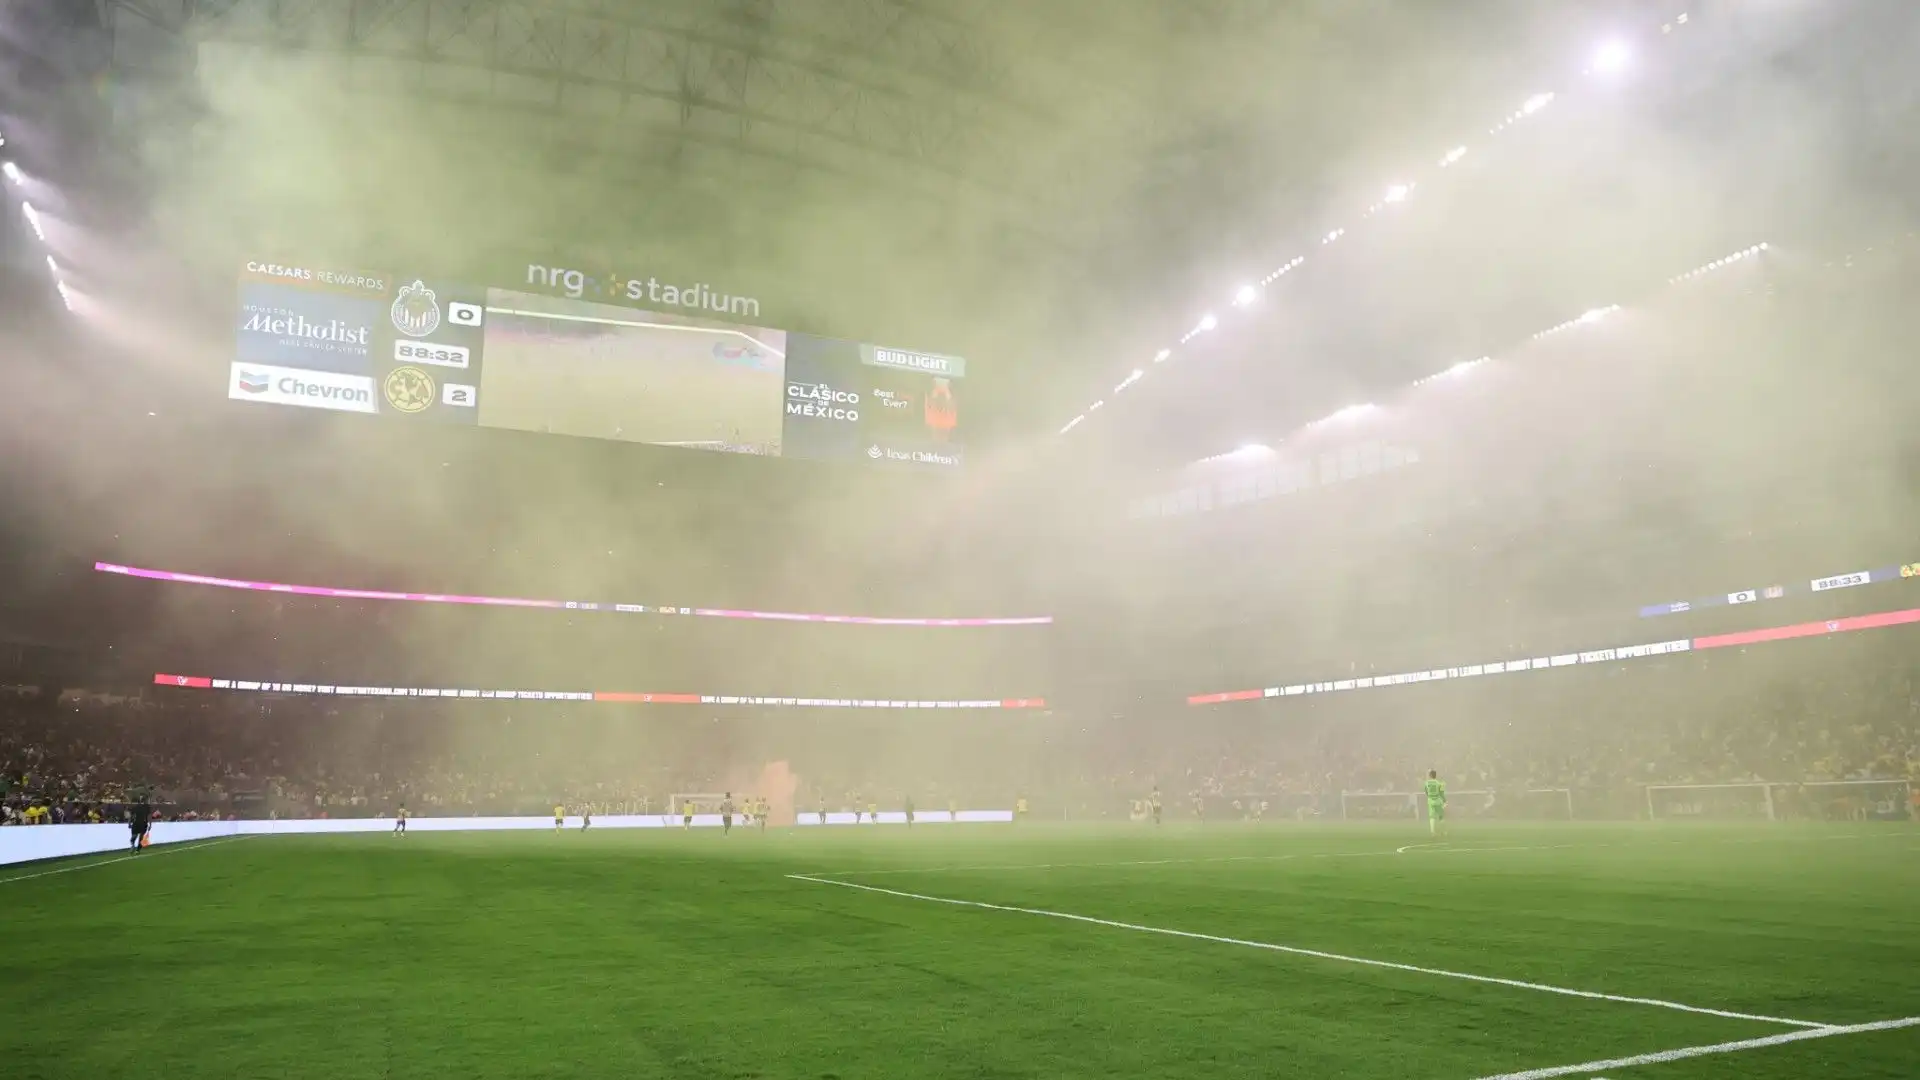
[97,561,1052,627]
[2,811,1019,868]
[1190,604,1920,707]
[151,673,1046,711]
[1,821,239,867]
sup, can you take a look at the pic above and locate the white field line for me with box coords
[0,836,250,885]
[814,830,1910,879]
[1468,1016,1920,1079]
[787,873,1831,1030]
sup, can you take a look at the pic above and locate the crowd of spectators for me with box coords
[4,622,1915,825]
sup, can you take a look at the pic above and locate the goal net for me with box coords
[1646,783,1774,821]
[1771,780,1911,822]
[1340,791,1418,820]
[668,793,748,818]
[1343,789,1573,822]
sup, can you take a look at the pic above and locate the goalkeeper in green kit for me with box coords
[1423,770,1447,837]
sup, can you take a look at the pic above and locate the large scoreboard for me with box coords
[229,261,966,468]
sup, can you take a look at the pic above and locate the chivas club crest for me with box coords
[390,280,441,338]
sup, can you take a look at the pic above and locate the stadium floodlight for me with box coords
[2,161,21,184]
[1384,184,1411,204]
[1197,443,1275,465]
[1314,403,1376,427]
[1088,400,1104,411]
[1577,306,1614,324]
[1060,415,1084,434]
[1590,40,1632,75]
[1440,146,1467,167]
[21,201,44,241]
[46,254,59,276]
[1115,370,1144,394]
[1322,229,1344,245]
[1521,92,1555,115]
[1234,284,1259,306]
[55,280,75,311]
[1197,313,1219,332]
[1153,348,1171,363]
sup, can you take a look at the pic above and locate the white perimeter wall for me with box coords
[1,810,1015,868]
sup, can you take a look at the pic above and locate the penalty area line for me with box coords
[1467,1015,1920,1080]
[0,835,252,886]
[786,873,1832,1031]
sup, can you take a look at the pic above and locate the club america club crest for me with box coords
[390,280,441,338]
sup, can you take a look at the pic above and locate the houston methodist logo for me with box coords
[390,281,442,338]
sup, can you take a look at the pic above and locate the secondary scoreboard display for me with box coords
[228,262,965,468]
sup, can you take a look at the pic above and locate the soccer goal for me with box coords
[1654,780,1914,822]
[668,793,734,818]
[1339,791,1419,820]
[1341,789,1574,822]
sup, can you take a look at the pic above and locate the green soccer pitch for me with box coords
[4,823,1917,1079]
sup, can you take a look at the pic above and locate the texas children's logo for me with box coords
[390,280,442,338]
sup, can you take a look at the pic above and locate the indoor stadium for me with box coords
[3,2,1918,1078]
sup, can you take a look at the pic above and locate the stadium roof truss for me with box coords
[101,0,1139,258]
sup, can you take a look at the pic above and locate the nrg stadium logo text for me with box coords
[526,264,761,320]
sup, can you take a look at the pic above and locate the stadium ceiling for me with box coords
[89,1,1911,446]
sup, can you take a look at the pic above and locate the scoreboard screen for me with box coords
[229,262,965,468]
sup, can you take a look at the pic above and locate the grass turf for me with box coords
[3,822,1917,1079]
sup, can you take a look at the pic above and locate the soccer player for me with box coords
[720,792,735,835]
[682,800,695,830]
[553,803,565,832]
[903,794,915,828]
[866,798,878,824]
[1424,770,1447,837]
[1150,787,1163,826]
[817,795,828,826]
[757,796,769,832]
[393,804,408,836]
[948,797,959,823]
[581,808,591,831]
[1014,795,1029,823]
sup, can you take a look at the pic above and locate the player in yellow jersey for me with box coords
[1014,795,1029,823]
[553,804,565,832]
[682,800,695,830]
[866,798,878,823]
[393,804,408,836]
